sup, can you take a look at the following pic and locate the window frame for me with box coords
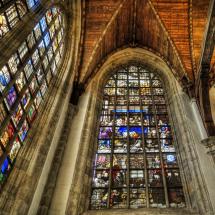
[90,65,186,210]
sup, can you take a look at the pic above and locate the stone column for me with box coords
[190,98,208,140]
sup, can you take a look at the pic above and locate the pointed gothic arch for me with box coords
[52,48,215,215]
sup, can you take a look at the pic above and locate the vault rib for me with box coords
[148,0,189,80]
[81,0,127,83]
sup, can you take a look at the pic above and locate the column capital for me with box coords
[201,136,215,156]
[190,98,197,104]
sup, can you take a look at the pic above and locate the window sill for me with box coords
[83,208,198,215]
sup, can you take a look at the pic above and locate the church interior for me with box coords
[0,0,215,214]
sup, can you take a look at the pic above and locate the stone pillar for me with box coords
[48,91,92,215]
[201,136,215,165]
[190,98,208,140]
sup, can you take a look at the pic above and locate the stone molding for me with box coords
[201,136,215,160]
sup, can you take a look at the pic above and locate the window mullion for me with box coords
[126,67,130,208]
[14,2,21,20]
[91,65,186,210]
[107,74,117,208]
[138,68,149,208]
[150,74,169,207]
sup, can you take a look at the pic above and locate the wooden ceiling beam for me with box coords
[198,0,215,73]
[196,0,215,136]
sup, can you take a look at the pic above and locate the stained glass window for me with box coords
[0,7,65,188]
[0,0,27,39]
[90,65,186,209]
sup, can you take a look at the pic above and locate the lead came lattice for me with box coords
[90,65,186,209]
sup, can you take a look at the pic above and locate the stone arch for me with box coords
[50,48,215,215]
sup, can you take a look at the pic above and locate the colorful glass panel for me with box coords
[8,53,20,74]
[12,104,23,126]
[90,65,185,209]
[0,66,10,92]
[0,1,28,39]
[18,119,29,142]
[0,122,14,148]
[0,6,64,188]
[16,71,26,92]
[8,138,21,163]
[0,158,11,184]
[26,0,40,9]
[5,86,17,108]
[27,104,36,122]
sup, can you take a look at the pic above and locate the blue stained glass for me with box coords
[160,124,169,132]
[1,158,10,174]
[27,0,40,9]
[0,75,8,88]
[40,17,47,32]
[117,126,142,134]
[99,140,111,148]
[18,120,29,142]
[21,90,31,109]
[39,40,45,48]
[167,155,176,162]
[44,33,50,47]
[34,23,40,31]
[27,0,35,8]
[6,86,17,107]
[114,109,147,113]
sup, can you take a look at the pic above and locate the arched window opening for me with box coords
[0,7,65,189]
[0,0,40,39]
[90,65,186,209]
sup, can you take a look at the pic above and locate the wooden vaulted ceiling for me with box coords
[78,0,211,86]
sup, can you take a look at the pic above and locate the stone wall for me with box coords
[209,87,215,125]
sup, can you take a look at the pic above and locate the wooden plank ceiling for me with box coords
[79,0,210,86]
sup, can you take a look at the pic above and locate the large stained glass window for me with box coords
[0,7,64,189]
[90,65,186,209]
[0,0,40,39]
